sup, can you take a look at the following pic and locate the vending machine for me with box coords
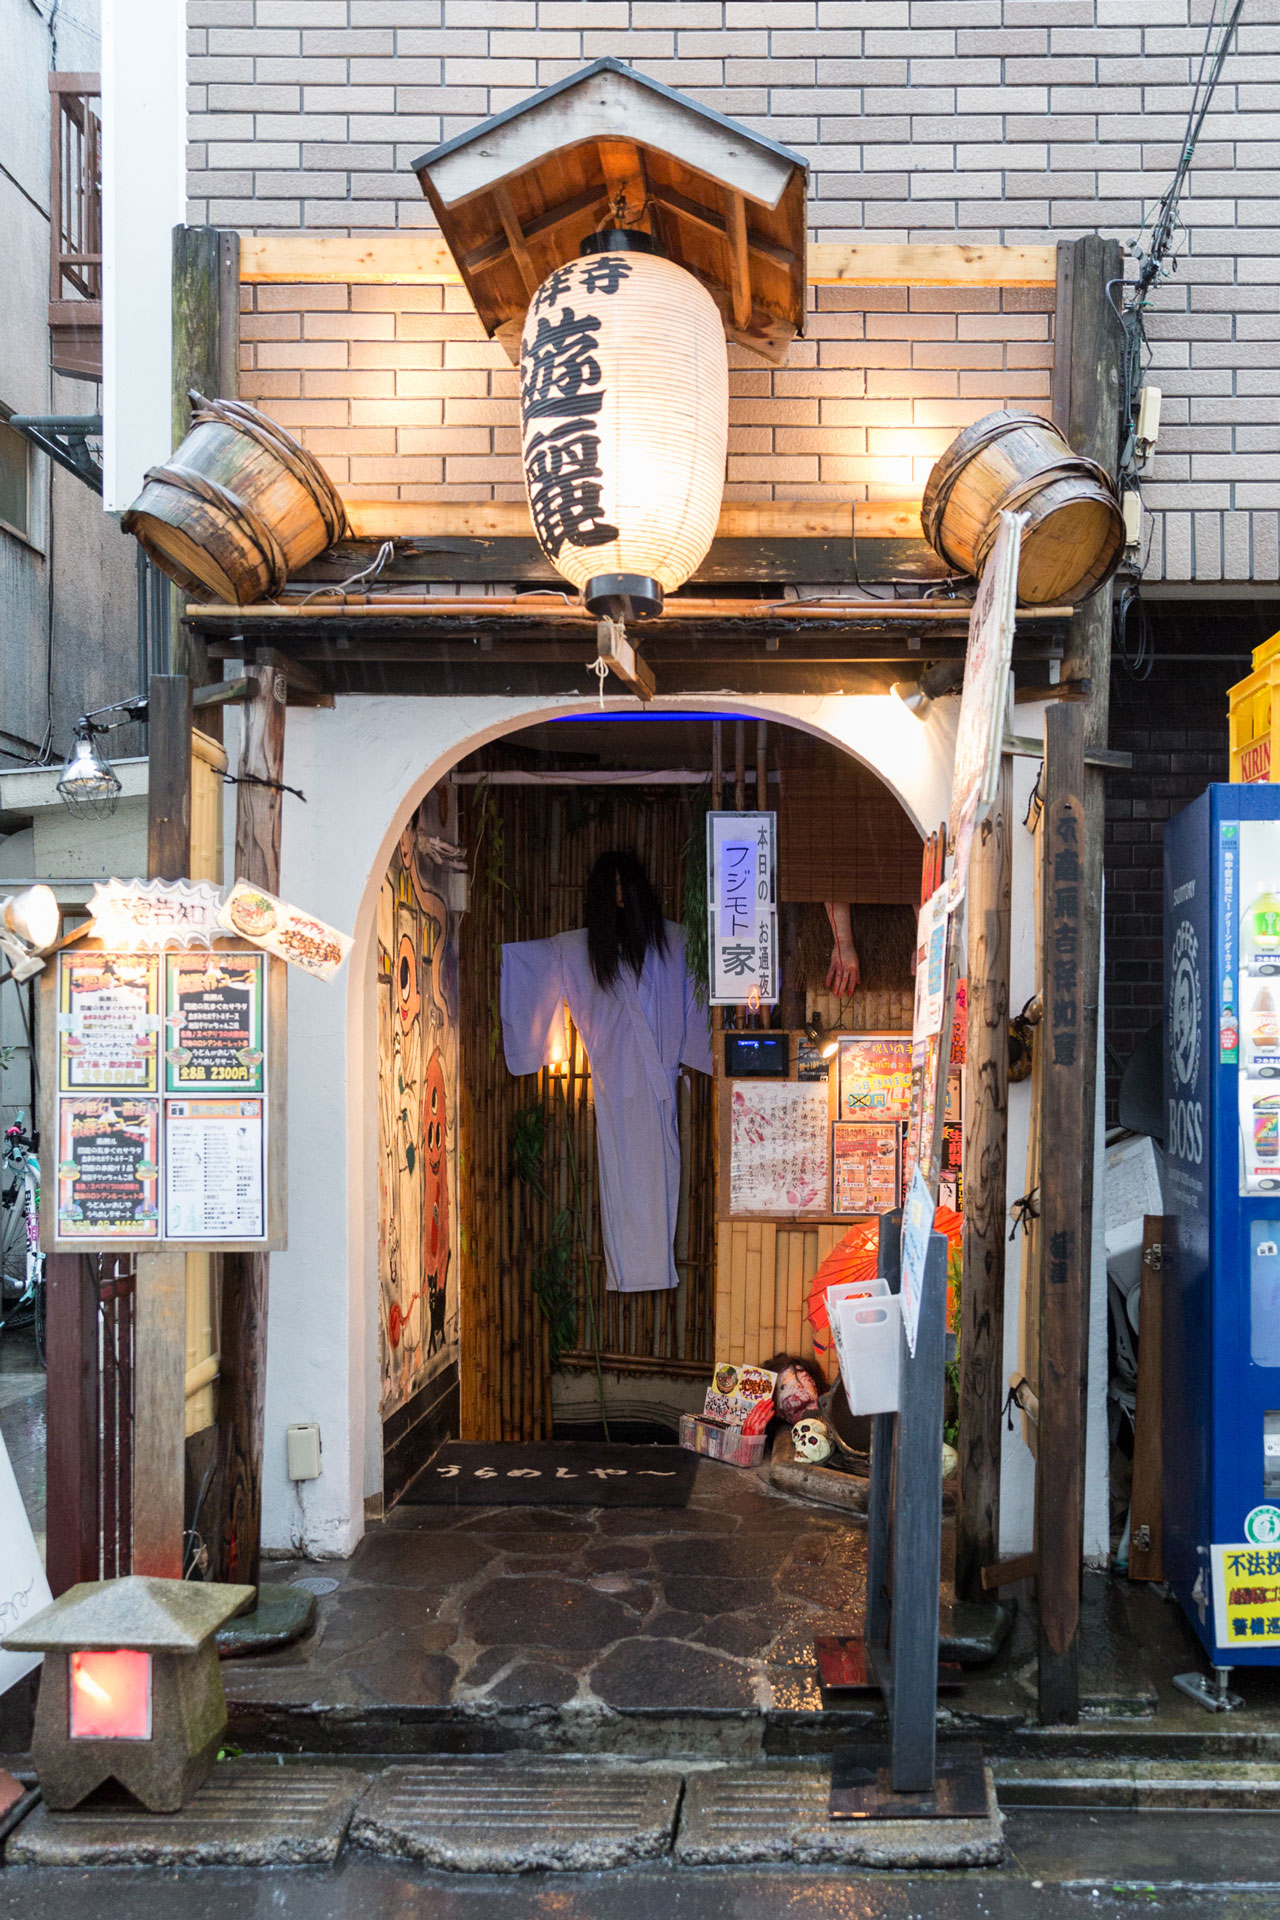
[1164,783,1280,1693]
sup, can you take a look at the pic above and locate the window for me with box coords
[0,411,31,543]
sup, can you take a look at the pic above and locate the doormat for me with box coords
[402,1442,698,1508]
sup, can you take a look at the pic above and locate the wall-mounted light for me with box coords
[889,660,966,724]
[0,885,61,981]
[57,695,148,818]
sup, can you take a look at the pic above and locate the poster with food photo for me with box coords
[219,881,352,982]
[58,953,159,1093]
[165,950,265,1094]
[56,1096,160,1239]
[832,1120,900,1216]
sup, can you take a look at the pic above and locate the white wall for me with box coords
[101,0,185,511]
[252,684,1101,1562]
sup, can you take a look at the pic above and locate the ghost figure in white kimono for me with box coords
[501,849,713,1293]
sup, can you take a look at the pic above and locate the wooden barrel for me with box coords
[121,391,345,604]
[921,410,1124,604]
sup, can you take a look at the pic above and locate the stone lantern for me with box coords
[1,1576,254,1812]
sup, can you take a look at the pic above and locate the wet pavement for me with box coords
[217,1455,1280,1759]
[0,1325,44,1546]
[5,1809,1280,1917]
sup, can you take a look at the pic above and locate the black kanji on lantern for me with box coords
[521,274,631,560]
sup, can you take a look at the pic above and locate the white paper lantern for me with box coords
[520,231,729,618]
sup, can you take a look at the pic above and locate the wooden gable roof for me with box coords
[411,57,809,366]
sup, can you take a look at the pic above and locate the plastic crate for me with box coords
[679,1413,767,1469]
[1229,629,1280,783]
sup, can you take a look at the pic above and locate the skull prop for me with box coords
[791,1416,836,1464]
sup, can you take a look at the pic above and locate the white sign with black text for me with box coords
[707,811,778,1005]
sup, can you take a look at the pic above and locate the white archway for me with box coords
[248,686,960,1555]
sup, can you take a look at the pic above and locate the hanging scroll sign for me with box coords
[707,811,778,1006]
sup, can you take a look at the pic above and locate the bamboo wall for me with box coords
[458,781,715,1443]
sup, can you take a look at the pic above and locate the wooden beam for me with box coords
[172,227,239,695]
[597,139,650,232]
[956,754,1012,1604]
[492,182,539,296]
[1037,696,1088,1726]
[338,496,924,543]
[131,1251,187,1578]
[212,655,287,1590]
[724,190,752,332]
[44,1252,101,1595]
[146,675,193,881]
[237,231,1057,290]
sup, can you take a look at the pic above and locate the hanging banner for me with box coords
[58,952,160,1092]
[899,1162,935,1358]
[164,950,265,1094]
[707,811,778,1006]
[949,510,1024,907]
[56,1096,161,1239]
[219,880,352,982]
[912,883,951,1041]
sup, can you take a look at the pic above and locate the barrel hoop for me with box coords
[921,411,1070,551]
[971,462,1120,572]
[186,390,347,546]
[138,462,291,597]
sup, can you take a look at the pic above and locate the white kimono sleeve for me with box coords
[500,935,567,1076]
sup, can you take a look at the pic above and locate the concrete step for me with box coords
[994,1756,1280,1810]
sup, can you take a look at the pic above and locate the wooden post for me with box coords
[128,676,195,1579]
[214,652,287,1586]
[1037,698,1088,1723]
[956,756,1013,1601]
[44,1253,100,1595]
[170,226,240,693]
[1034,233,1123,1720]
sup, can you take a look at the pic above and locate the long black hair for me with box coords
[585,849,668,990]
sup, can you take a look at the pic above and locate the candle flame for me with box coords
[746,985,761,1014]
[73,1665,113,1706]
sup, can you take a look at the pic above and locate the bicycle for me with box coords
[1,1122,46,1368]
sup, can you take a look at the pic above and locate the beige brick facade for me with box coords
[195,2,1280,582]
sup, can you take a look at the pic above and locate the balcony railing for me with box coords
[49,73,102,382]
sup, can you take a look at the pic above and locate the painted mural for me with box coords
[376,781,461,1418]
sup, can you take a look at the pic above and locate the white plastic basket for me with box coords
[833,1290,902,1416]
[824,1277,889,1391]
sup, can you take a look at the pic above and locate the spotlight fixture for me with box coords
[57,695,149,818]
[889,660,966,723]
[0,885,62,980]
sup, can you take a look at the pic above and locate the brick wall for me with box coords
[189,2,1280,581]
[1105,648,1232,1121]
[238,278,1054,500]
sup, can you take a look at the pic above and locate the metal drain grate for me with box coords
[290,1575,340,1596]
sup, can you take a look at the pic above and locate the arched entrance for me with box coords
[261,689,958,1555]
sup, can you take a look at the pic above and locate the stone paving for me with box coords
[223,1460,880,1735]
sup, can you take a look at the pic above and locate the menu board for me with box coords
[729,1080,829,1215]
[165,1098,265,1241]
[51,946,275,1249]
[165,951,264,1093]
[838,1036,912,1121]
[832,1121,900,1216]
[58,954,159,1092]
[56,1096,160,1239]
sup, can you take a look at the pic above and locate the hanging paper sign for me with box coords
[56,1096,161,1238]
[729,1080,828,1214]
[948,510,1024,908]
[165,950,264,1093]
[912,884,951,1042]
[899,1162,935,1358]
[838,1035,912,1120]
[164,1097,266,1241]
[58,952,159,1092]
[88,877,223,951]
[832,1120,900,1216]
[707,811,778,1006]
[218,880,352,982]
